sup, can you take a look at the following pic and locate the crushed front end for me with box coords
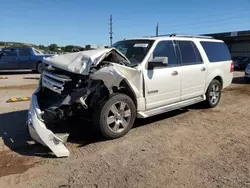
[27,65,105,157]
[27,48,142,157]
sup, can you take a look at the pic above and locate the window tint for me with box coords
[200,41,231,62]
[177,41,202,65]
[3,49,17,56]
[153,41,178,66]
[19,48,31,56]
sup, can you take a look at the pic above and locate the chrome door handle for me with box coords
[172,71,178,76]
[201,67,206,71]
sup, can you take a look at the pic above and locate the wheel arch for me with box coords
[114,79,138,108]
[206,75,223,92]
[206,68,224,91]
[36,60,42,68]
[213,76,223,88]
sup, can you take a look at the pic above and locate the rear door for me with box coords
[17,48,34,69]
[175,40,207,101]
[0,49,19,70]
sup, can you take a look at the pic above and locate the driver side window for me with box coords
[153,41,178,66]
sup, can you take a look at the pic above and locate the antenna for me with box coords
[156,23,159,37]
[109,14,113,47]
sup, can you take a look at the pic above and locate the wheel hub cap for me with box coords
[107,101,131,133]
[209,84,220,105]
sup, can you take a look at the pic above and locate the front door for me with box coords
[174,40,207,100]
[144,40,181,110]
[0,49,19,70]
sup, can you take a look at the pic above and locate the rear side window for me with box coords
[176,41,203,65]
[19,48,31,56]
[3,49,17,56]
[200,41,231,62]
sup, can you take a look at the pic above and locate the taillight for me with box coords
[230,61,234,72]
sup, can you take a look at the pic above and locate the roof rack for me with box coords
[143,34,213,39]
[169,33,213,39]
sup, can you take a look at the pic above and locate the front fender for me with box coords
[90,64,145,110]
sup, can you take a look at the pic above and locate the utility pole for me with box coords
[109,14,113,47]
[156,22,159,37]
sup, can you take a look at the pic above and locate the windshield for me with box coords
[33,48,44,55]
[112,40,154,65]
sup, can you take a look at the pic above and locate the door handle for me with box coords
[171,71,178,76]
[201,67,206,71]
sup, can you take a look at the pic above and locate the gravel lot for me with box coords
[0,71,249,188]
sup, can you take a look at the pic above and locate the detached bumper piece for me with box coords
[27,89,70,157]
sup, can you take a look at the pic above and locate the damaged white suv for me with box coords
[27,34,233,157]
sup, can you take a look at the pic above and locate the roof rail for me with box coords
[169,33,213,39]
[142,34,213,39]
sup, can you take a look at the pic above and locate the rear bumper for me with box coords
[27,88,70,157]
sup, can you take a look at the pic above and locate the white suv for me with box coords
[27,34,233,157]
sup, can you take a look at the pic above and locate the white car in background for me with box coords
[27,34,233,157]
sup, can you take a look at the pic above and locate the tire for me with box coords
[204,79,222,108]
[36,62,43,74]
[93,94,136,139]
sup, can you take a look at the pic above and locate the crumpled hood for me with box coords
[42,48,130,75]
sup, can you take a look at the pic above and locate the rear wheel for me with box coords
[93,94,136,139]
[36,62,43,74]
[204,79,222,108]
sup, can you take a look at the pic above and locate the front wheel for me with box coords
[204,79,222,108]
[93,94,136,139]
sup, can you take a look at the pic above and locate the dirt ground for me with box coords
[0,71,249,188]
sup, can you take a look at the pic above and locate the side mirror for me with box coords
[148,57,168,69]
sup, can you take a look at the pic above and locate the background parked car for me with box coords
[232,56,250,70]
[0,47,53,73]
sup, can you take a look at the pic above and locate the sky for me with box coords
[0,0,250,46]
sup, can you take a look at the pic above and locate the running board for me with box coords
[137,95,206,118]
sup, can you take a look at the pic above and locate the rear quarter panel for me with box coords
[30,48,52,69]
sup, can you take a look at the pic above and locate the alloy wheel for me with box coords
[106,101,132,133]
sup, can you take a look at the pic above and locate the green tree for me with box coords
[38,45,46,50]
[64,45,75,52]
[48,43,58,52]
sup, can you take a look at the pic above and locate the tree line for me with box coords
[0,42,84,52]
[38,44,85,52]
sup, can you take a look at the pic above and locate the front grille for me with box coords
[41,65,89,95]
[42,70,71,94]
